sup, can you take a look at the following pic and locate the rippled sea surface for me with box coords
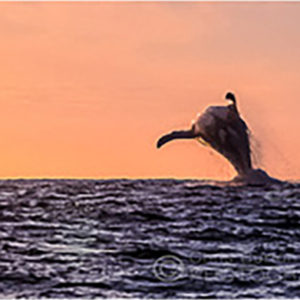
[1,179,300,298]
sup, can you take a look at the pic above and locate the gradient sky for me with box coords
[0,2,299,180]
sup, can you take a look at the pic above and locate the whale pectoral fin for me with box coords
[157,133,175,148]
[156,129,199,148]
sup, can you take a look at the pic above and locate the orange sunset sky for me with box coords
[0,2,299,180]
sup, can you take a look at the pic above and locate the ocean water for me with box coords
[0,179,300,298]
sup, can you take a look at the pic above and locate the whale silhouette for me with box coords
[157,92,280,185]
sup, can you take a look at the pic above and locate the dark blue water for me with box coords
[0,179,300,298]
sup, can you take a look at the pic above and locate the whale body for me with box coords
[157,93,280,185]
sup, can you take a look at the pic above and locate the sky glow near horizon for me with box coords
[0,2,299,180]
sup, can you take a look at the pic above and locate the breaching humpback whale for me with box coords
[157,92,280,185]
